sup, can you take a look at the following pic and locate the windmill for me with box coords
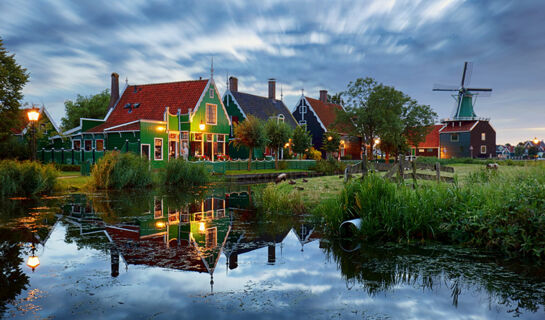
[433,62,492,121]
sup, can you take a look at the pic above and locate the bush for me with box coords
[311,159,347,175]
[90,152,152,190]
[0,160,58,196]
[161,158,210,187]
[306,147,322,160]
[315,167,545,261]
[254,183,304,214]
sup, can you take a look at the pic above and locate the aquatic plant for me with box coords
[161,158,210,187]
[0,160,58,196]
[254,183,304,214]
[90,151,152,190]
[315,167,545,261]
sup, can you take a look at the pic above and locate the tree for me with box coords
[0,38,29,142]
[528,146,538,158]
[61,89,110,130]
[264,119,292,169]
[514,143,525,158]
[232,115,266,171]
[321,131,341,159]
[291,125,312,160]
[329,92,344,106]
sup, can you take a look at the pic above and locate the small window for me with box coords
[154,138,163,160]
[206,227,218,249]
[480,145,487,154]
[193,133,203,141]
[278,114,285,123]
[206,104,217,125]
[299,120,307,125]
[141,144,150,160]
[217,135,225,142]
[181,131,189,141]
[209,88,214,98]
[73,140,81,151]
[419,149,425,153]
[96,140,104,151]
[154,197,163,218]
[206,134,213,142]
[481,133,486,141]
[301,105,307,114]
[427,148,434,153]
[84,140,92,151]
[450,134,459,142]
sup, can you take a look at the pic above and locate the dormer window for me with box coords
[278,114,285,123]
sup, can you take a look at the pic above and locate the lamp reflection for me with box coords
[26,245,40,272]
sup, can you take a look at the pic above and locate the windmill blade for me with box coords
[471,91,492,97]
[464,62,473,87]
[433,83,459,91]
[466,88,492,92]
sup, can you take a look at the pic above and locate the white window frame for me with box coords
[95,139,104,151]
[480,145,487,154]
[205,103,217,125]
[209,88,214,98]
[301,105,307,114]
[72,139,81,150]
[277,114,285,123]
[154,138,163,161]
[450,134,459,142]
[481,133,486,141]
[141,143,151,160]
[83,139,93,151]
[298,120,307,125]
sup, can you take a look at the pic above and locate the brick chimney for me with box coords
[229,76,238,92]
[268,78,276,100]
[319,90,328,103]
[109,73,120,109]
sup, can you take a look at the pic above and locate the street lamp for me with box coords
[533,137,539,145]
[199,120,206,131]
[327,135,332,141]
[27,108,40,161]
[469,145,474,158]
[26,244,40,272]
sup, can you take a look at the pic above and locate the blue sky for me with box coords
[1,0,544,144]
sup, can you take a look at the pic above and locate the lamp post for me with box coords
[374,138,380,161]
[27,108,40,161]
[26,244,40,272]
[469,145,474,158]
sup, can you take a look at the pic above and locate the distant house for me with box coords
[439,120,496,158]
[292,90,361,159]
[12,105,61,150]
[59,72,231,167]
[223,77,297,159]
[410,124,442,158]
[496,144,514,159]
[522,139,545,158]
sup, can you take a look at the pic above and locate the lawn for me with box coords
[225,169,311,175]
[56,171,90,191]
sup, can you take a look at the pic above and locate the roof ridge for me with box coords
[234,91,284,103]
[130,79,209,87]
[305,96,342,108]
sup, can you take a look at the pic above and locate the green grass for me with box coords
[225,169,311,175]
[0,160,59,196]
[58,170,80,177]
[57,175,91,191]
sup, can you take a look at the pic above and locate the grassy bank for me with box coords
[0,160,59,197]
[314,166,545,261]
[225,168,311,175]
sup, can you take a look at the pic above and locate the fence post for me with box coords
[361,155,368,179]
[435,162,441,183]
[92,148,96,164]
[51,148,55,164]
[412,160,417,188]
[398,155,404,183]
[72,149,75,164]
[81,148,84,164]
[42,148,45,162]
[61,147,64,164]
[125,139,129,153]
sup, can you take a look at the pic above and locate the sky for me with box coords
[1,0,544,144]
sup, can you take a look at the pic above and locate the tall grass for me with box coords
[315,167,545,261]
[254,183,305,214]
[161,158,210,187]
[416,156,540,167]
[0,160,58,196]
[90,152,152,190]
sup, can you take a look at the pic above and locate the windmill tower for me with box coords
[433,62,496,159]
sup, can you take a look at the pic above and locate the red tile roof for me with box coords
[104,122,140,132]
[413,124,442,148]
[439,120,478,133]
[305,97,352,133]
[87,79,208,133]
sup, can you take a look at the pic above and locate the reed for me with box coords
[0,160,58,196]
[90,152,152,190]
[161,158,210,187]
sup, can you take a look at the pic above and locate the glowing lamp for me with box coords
[327,136,332,141]
[340,139,345,145]
[533,137,539,145]
[199,222,205,233]
[199,121,205,131]
[27,109,40,122]
[374,138,380,145]
[284,143,290,148]
[27,255,40,271]
[156,126,165,132]
[155,221,166,228]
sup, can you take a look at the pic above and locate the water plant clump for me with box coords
[90,151,152,190]
[161,158,210,187]
[314,167,545,261]
[0,160,59,196]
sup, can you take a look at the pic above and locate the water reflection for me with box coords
[0,187,544,319]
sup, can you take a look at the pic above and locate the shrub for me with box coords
[90,152,152,190]
[254,183,304,214]
[306,147,322,160]
[161,158,210,187]
[311,159,346,175]
[0,160,58,196]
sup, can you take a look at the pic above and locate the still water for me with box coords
[1,185,544,319]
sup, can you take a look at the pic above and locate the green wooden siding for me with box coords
[139,121,168,168]
[81,119,105,132]
[190,82,231,135]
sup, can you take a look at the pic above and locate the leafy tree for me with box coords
[264,119,292,169]
[329,92,344,106]
[0,37,29,142]
[232,115,266,171]
[528,146,538,158]
[514,143,525,158]
[61,89,110,130]
[291,125,312,160]
[321,131,341,159]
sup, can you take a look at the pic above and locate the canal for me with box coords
[1,185,544,319]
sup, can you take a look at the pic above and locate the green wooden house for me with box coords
[59,73,231,167]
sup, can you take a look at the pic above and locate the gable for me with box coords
[229,91,298,128]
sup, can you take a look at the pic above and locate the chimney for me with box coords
[319,90,328,103]
[229,76,238,92]
[109,73,119,109]
[268,78,276,100]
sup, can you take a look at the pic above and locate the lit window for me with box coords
[480,145,487,154]
[193,133,202,141]
[154,138,163,160]
[96,140,104,151]
[419,149,425,153]
[451,134,459,142]
[154,197,163,218]
[481,133,486,141]
[206,104,217,125]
